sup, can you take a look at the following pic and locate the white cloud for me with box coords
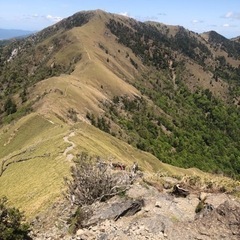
[223,11,240,20]
[119,12,129,17]
[223,23,230,27]
[22,14,62,23]
[222,23,237,28]
[45,15,63,23]
[225,12,233,18]
[191,19,204,24]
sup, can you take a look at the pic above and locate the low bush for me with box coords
[0,197,31,240]
[64,153,130,207]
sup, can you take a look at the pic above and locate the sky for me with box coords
[0,0,240,38]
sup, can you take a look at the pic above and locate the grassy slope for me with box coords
[0,110,239,219]
[0,112,172,218]
[0,12,239,219]
[0,113,71,218]
[30,13,141,121]
[0,22,145,217]
[1,112,237,219]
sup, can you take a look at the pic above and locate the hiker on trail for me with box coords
[131,162,138,174]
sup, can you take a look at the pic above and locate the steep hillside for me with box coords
[0,10,240,220]
[202,31,240,59]
[101,11,240,177]
[232,36,240,43]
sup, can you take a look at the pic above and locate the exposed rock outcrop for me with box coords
[30,180,240,240]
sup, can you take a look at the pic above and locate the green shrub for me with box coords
[4,98,17,115]
[195,200,205,213]
[68,207,89,234]
[0,197,31,240]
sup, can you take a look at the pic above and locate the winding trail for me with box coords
[63,132,76,161]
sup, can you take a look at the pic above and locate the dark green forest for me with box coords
[94,18,240,179]
[102,81,240,179]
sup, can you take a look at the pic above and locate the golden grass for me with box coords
[0,13,239,221]
[0,113,71,219]
[0,113,239,219]
[0,113,56,158]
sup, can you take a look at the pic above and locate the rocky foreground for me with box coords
[30,170,240,240]
[26,158,240,240]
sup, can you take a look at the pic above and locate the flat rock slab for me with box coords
[83,197,144,227]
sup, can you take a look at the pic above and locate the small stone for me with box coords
[76,229,85,236]
[163,182,172,189]
[155,201,162,208]
[199,192,208,201]
[91,226,98,232]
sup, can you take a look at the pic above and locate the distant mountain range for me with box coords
[0,28,35,40]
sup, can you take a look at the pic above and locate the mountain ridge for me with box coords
[0,9,239,225]
[1,9,240,173]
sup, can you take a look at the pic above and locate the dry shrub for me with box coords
[64,153,130,206]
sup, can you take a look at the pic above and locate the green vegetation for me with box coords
[98,71,240,178]
[173,27,211,65]
[68,207,89,234]
[4,98,17,115]
[207,31,240,59]
[107,17,240,86]
[88,55,240,179]
[0,31,83,124]
[104,17,240,179]
[107,19,170,69]
[0,197,31,240]
[0,34,78,96]
[86,112,111,133]
[107,19,211,69]
[0,11,240,219]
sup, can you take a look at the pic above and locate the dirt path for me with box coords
[63,132,76,161]
[86,49,91,60]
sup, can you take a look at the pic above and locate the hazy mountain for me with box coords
[0,10,239,237]
[0,28,34,40]
[231,36,240,43]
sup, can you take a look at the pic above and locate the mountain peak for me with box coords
[1,10,240,233]
[201,30,227,42]
[231,36,240,42]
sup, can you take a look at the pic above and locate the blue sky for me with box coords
[1,0,240,38]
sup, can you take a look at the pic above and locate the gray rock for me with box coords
[83,197,144,227]
[30,180,240,240]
